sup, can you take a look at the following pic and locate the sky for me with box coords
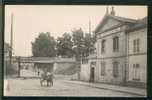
[4,5,147,57]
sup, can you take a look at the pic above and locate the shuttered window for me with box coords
[133,39,140,53]
[101,62,106,76]
[113,36,119,52]
[113,62,119,77]
[133,64,140,81]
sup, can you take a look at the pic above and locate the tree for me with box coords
[4,42,11,56]
[56,33,73,57]
[83,33,95,57]
[72,28,85,61]
[4,43,17,76]
[31,32,56,57]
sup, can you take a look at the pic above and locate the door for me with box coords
[90,67,95,82]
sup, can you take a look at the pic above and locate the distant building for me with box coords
[80,7,147,88]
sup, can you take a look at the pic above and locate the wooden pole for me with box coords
[9,13,13,68]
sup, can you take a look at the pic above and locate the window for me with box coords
[133,40,136,52]
[137,39,140,52]
[101,40,106,53]
[133,64,140,80]
[91,62,96,68]
[113,36,119,52]
[82,58,88,64]
[133,39,140,53]
[98,42,100,55]
[113,62,119,77]
[101,62,106,76]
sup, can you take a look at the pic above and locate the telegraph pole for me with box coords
[89,19,91,34]
[9,13,13,69]
[89,19,91,54]
[6,13,13,92]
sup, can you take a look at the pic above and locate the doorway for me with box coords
[90,62,96,82]
[90,67,95,82]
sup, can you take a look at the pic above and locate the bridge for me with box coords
[11,56,76,63]
[7,56,77,78]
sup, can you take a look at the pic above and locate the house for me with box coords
[126,17,147,87]
[94,7,138,85]
[80,7,147,88]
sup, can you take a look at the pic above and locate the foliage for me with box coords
[83,33,96,57]
[72,28,96,61]
[56,33,73,57]
[31,29,96,61]
[4,61,18,76]
[72,28,85,61]
[31,32,56,57]
[54,64,80,75]
[4,43,17,77]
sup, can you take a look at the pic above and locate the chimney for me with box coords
[106,6,109,15]
[110,6,115,16]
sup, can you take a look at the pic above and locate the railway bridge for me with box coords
[11,56,76,78]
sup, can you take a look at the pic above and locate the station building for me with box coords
[80,7,147,88]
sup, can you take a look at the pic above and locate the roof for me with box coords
[94,14,137,33]
[110,15,137,23]
[126,16,147,32]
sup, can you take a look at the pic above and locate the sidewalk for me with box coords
[63,80,147,96]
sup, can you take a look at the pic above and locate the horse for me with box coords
[40,72,53,87]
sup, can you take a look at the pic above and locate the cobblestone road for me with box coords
[4,78,139,97]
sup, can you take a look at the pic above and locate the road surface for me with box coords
[4,78,140,97]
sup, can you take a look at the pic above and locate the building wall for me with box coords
[96,57,126,84]
[96,24,127,84]
[128,55,147,82]
[82,15,147,87]
[98,18,121,32]
[128,28,147,54]
[97,31,127,58]
[128,28,147,83]
[80,63,90,81]
[80,59,96,82]
[54,62,76,73]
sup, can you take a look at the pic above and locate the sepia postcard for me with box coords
[3,5,147,97]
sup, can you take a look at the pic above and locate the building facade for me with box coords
[80,8,147,88]
[94,10,137,85]
[126,17,147,87]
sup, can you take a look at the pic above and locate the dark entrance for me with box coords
[90,62,96,82]
[90,67,95,82]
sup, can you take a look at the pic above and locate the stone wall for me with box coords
[96,29,127,85]
[96,57,127,85]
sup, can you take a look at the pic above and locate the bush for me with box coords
[4,61,18,76]
[54,64,80,75]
